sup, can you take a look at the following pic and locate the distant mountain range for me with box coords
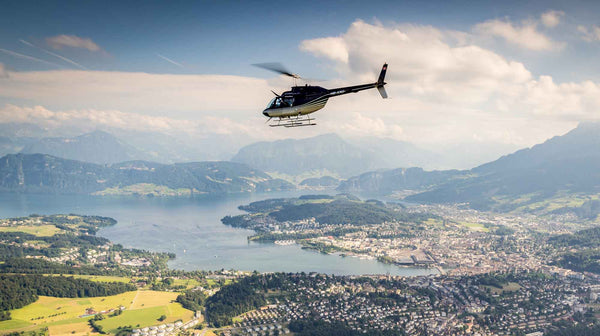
[20,130,151,165]
[340,122,600,211]
[338,168,463,196]
[231,133,457,178]
[0,154,293,195]
[0,124,243,164]
[231,134,376,177]
[1,124,518,175]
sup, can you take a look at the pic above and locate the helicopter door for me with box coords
[283,97,294,107]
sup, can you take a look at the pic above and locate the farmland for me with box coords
[0,290,194,335]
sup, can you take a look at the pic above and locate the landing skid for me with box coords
[269,115,316,128]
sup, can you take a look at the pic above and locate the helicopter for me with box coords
[256,63,388,127]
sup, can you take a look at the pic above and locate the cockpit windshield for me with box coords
[266,97,277,109]
[266,96,294,109]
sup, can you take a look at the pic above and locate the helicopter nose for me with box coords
[262,110,269,117]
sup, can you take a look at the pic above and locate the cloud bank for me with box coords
[1,17,598,148]
[473,14,563,51]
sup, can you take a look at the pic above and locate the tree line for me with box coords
[0,274,135,320]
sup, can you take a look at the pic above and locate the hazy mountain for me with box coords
[424,142,521,170]
[404,122,600,209]
[337,168,464,195]
[0,153,294,195]
[111,130,244,163]
[299,176,340,188]
[0,123,51,138]
[21,131,151,165]
[231,134,515,180]
[338,123,600,210]
[231,134,378,177]
[346,137,442,170]
[0,136,36,157]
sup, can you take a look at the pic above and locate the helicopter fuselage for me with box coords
[262,82,382,118]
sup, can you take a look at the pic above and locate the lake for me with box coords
[0,192,437,276]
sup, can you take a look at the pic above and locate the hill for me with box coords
[346,136,442,170]
[339,123,600,211]
[20,130,151,164]
[337,167,463,195]
[406,122,600,210]
[231,134,377,177]
[299,176,340,188]
[0,153,294,195]
[232,133,504,179]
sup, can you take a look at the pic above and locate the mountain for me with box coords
[299,176,340,188]
[110,130,245,163]
[231,134,378,177]
[407,122,600,209]
[338,123,600,211]
[422,142,521,170]
[231,134,511,180]
[346,137,442,170]
[0,136,33,157]
[337,168,463,195]
[20,130,151,165]
[0,153,294,195]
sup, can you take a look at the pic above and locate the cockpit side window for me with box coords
[283,97,294,106]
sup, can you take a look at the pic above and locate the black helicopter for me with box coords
[256,63,388,127]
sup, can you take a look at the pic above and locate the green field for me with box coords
[172,278,201,289]
[423,218,444,227]
[0,225,62,237]
[45,274,132,283]
[48,321,93,336]
[459,221,490,232]
[0,290,193,335]
[97,303,194,334]
[482,282,521,295]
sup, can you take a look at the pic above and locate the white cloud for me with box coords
[473,18,562,51]
[298,20,599,146]
[0,104,258,139]
[46,35,102,52]
[540,10,564,28]
[1,19,598,149]
[0,69,273,119]
[300,37,349,64]
[578,25,600,42]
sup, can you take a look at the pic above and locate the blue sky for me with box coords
[1,0,600,151]
[2,0,598,80]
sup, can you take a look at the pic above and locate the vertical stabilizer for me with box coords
[377,63,387,86]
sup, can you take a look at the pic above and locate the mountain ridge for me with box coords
[0,153,294,195]
[340,122,600,211]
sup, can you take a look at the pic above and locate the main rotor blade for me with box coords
[271,90,281,97]
[253,62,301,79]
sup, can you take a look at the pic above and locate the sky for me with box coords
[2,0,600,151]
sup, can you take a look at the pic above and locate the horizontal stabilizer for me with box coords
[377,86,388,99]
